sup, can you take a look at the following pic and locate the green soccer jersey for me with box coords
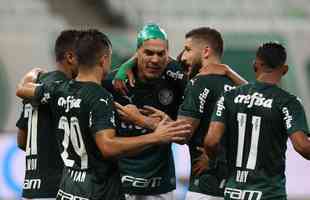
[34,80,123,200]
[103,60,186,195]
[212,81,310,200]
[16,71,67,198]
[178,74,235,197]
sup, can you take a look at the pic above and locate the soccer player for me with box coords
[205,42,310,200]
[177,27,246,200]
[16,29,80,200]
[16,29,191,200]
[102,23,187,200]
[111,25,247,200]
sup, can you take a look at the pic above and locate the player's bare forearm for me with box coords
[290,131,310,160]
[17,128,27,151]
[95,120,191,158]
[16,82,38,99]
[134,115,160,130]
[177,115,200,141]
[226,67,248,86]
[204,121,225,159]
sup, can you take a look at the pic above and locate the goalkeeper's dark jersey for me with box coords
[212,81,309,200]
[34,80,123,200]
[103,60,186,195]
[16,71,67,198]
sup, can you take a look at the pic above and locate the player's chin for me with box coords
[145,71,162,79]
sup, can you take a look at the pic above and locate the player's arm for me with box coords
[284,98,310,160]
[177,78,210,140]
[289,131,310,160]
[115,102,171,130]
[204,121,225,159]
[16,68,44,98]
[95,118,191,159]
[17,128,27,151]
[199,64,248,85]
[204,95,227,159]
[91,95,191,158]
[113,54,137,95]
[16,103,28,151]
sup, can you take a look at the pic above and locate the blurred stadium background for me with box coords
[0,0,309,199]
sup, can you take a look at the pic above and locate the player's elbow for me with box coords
[99,144,119,159]
[293,142,310,160]
[96,132,122,159]
[16,86,24,98]
[17,142,26,151]
[290,132,310,160]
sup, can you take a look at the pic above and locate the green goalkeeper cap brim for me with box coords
[137,23,168,48]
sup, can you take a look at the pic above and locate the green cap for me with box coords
[137,23,168,48]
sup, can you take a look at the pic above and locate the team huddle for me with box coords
[15,24,310,200]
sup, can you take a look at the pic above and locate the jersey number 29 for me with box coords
[58,116,88,169]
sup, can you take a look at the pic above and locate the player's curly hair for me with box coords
[256,42,287,69]
[75,29,112,67]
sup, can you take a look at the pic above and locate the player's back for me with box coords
[220,81,308,200]
[179,74,234,196]
[40,80,122,200]
[16,70,67,198]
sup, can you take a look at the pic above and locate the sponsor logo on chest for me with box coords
[234,92,273,109]
[58,96,82,112]
[158,88,174,106]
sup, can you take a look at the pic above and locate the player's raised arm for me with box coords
[16,68,44,98]
[199,64,248,85]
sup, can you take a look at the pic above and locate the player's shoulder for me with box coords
[189,74,232,88]
[164,59,185,81]
[37,70,68,84]
[273,86,304,106]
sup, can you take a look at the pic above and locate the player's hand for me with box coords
[140,105,171,122]
[113,79,129,96]
[198,64,230,76]
[192,147,209,176]
[22,67,46,83]
[153,117,191,144]
[126,68,135,88]
[114,102,143,124]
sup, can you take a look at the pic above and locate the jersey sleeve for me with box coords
[16,103,28,129]
[281,98,310,136]
[33,81,60,105]
[178,78,211,119]
[211,94,227,123]
[90,94,117,135]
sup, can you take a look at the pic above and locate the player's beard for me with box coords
[188,64,202,79]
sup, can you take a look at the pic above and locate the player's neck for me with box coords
[256,73,281,85]
[202,56,220,67]
[75,68,101,85]
[56,62,72,79]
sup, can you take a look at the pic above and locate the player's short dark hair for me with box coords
[54,30,81,62]
[185,27,224,57]
[75,29,112,67]
[256,42,287,69]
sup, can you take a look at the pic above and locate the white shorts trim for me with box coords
[22,198,55,200]
[185,191,223,200]
[125,190,175,200]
